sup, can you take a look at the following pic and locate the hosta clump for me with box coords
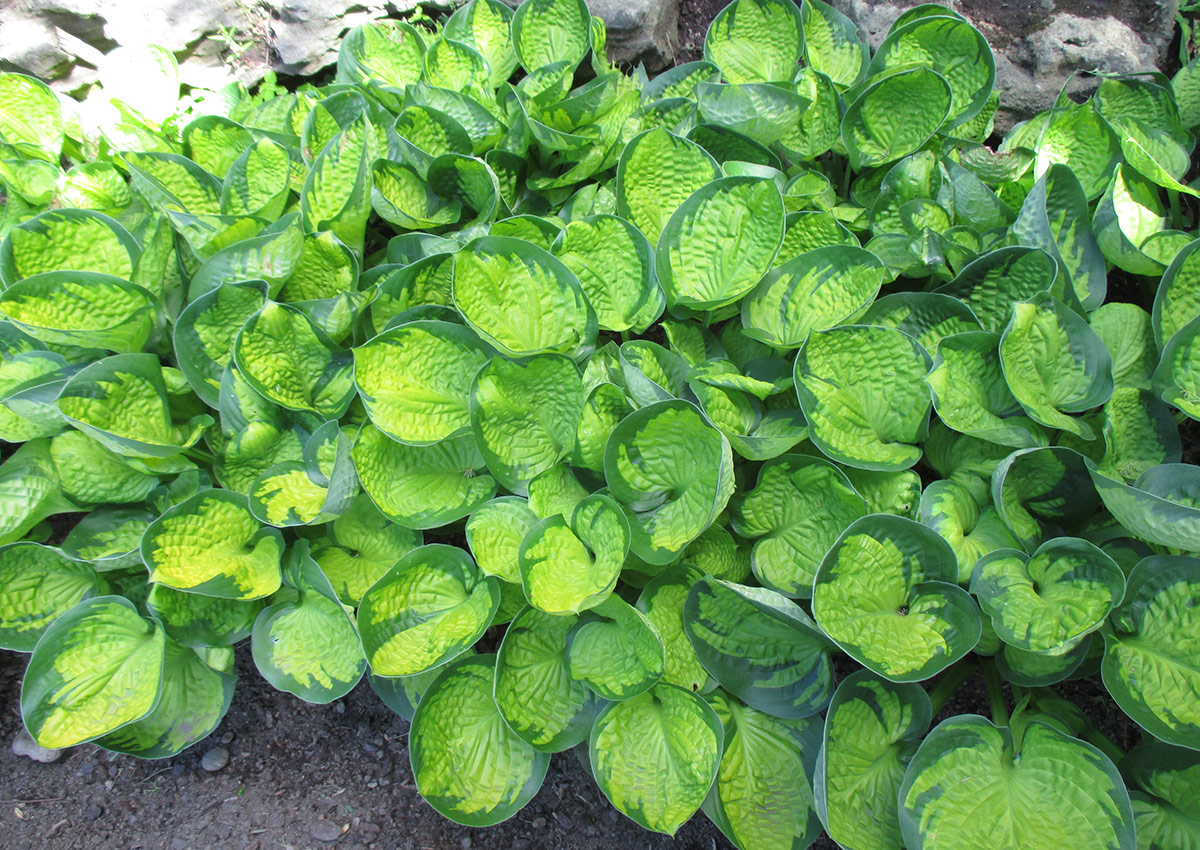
[4,0,1200,847]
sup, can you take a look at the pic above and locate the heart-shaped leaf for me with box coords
[971,538,1125,656]
[590,683,723,836]
[357,544,498,677]
[141,489,284,600]
[21,595,165,749]
[898,716,1135,850]
[1103,555,1200,750]
[814,514,980,682]
[410,654,549,825]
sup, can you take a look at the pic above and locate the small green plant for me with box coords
[211,24,254,67]
[0,0,1199,848]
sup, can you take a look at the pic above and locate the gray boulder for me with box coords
[829,0,1181,130]
[0,0,431,93]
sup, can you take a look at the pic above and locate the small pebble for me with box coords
[83,805,102,821]
[531,817,546,829]
[75,760,95,778]
[11,729,63,763]
[169,838,189,850]
[311,820,343,843]
[171,764,186,778]
[359,823,381,838]
[461,838,471,849]
[200,747,230,772]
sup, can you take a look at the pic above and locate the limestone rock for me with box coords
[589,0,683,71]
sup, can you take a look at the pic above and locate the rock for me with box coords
[311,820,344,843]
[83,804,103,821]
[0,0,430,94]
[828,0,1180,131]
[11,729,63,764]
[590,0,683,71]
[200,746,230,772]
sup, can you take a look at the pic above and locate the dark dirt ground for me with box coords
[0,649,748,850]
[0,645,1139,850]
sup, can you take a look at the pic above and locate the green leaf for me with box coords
[123,151,223,215]
[551,214,663,332]
[590,683,723,836]
[452,236,595,358]
[703,0,804,84]
[0,209,139,286]
[794,324,932,471]
[301,121,372,255]
[814,514,980,682]
[358,544,498,677]
[1089,463,1200,551]
[741,246,886,347]
[841,68,952,171]
[234,302,355,419]
[801,0,868,88]
[49,429,159,505]
[248,421,357,526]
[354,320,492,445]
[815,669,932,850]
[898,716,1135,850]
[704,689,822,850]
[1090,302,1156,391]
[0,73,62,159]
[635,566,709,692]
[173,281,268,408]
[0,543,99,652]
[251,541,365,703]
[145,583,264,648]
[1103,555,1200,750]
[1152,238,1200,347]
[655,176,785,310]
[1122,741,1200,849]
[918,480,1020,584]
[604,400,734,564]
[684,575,834,717]
[518,493,629,614]
[60,508,152,572]
[615,128,721,245]
[564,595,663,700]
[511,0,591,73]
[337,21,425,89]
[21,596,164,749]
[868,14,994,127]
[935,246,1058,333]
[971,538,1124,655]
[1033,103,1122,201]
[1094,164,1168,276]
[352,425,497,530]
[312,493,421,606]
[730,453,867,597]
[1013,163,1107,310]
[444,0,518,88]
[999,294,1114,440]
[470,353,584,491]
[96,637,235,758]
[410,654,549,825]
[495,606,596,752]
[56,353,212,459]
[464,496,538,584]
[992,447,1099,550]
[184,115,253,179]
[927,331,1042,449]
[142,488,284,600]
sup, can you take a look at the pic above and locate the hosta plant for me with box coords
[2,0,1200,848]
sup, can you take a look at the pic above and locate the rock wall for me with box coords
[0,0,1185,129]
